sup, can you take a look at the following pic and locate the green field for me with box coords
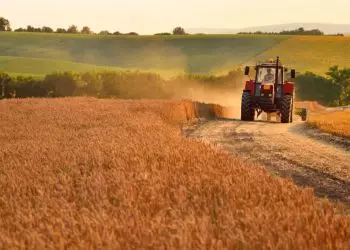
[0,56,125,78]
[1,32,350,77]
[0,32,287,77]
[250,36,350,75]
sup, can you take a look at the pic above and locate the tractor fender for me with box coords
[244,80,255,95]
[283,82,294,95]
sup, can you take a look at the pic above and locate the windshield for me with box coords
[256,67,282,84]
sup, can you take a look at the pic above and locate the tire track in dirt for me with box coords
[187,119,350,205]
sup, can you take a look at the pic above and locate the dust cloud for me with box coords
[163,77,245,119]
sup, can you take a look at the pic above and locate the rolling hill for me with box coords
[0,56,125,78]
[248,36,350,75]
[0,32,287,76]
[1,32,350,77]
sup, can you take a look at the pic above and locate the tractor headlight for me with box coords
[263,85,272,90]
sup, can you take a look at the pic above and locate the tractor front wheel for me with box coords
[281,95,293,123]
[241,91,255,121]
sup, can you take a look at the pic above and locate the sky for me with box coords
[3,0,350,34]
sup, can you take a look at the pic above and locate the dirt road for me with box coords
[187,118,350,205]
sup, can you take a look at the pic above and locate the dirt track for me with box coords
[187,118,350,206]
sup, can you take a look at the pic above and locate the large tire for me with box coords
[241,92,255,121]
[281,95,293,123]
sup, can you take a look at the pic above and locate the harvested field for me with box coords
[308,110,350,138]
[0,98,349,249]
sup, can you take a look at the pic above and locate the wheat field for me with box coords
[308,109,350,138]
[0,98,349,249]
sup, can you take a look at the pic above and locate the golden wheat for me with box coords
[0,97,349,249]
[308,109,350,138]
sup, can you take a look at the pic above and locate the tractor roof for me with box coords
[255,58,284,67]
[257,62,284,68]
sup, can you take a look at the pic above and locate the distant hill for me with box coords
[188,23,350,35]
[1,32,350,77]
[0,32,286,76]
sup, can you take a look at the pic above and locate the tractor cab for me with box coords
[253,61,285,99]
[245,59,295,97]
[241,57,296,123]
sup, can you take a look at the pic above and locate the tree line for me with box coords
[294,66,350,106]
[5,17,344,37]
[0,69,243,100]
[0,17,188,35]
[238,27,344,36]
[0,66,349,106]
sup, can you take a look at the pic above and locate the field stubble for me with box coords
[0,98,349,249]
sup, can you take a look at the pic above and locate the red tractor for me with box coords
[241,57,296,123]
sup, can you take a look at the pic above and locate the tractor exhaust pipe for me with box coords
[274,56,279,104]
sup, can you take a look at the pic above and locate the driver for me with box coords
[263,68,275,83]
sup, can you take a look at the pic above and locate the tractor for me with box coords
[241,57,296,123]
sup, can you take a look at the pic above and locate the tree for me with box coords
[42,26,53,33]
[154,32,171,36]
[295,71,340,106]
[14,28,26,32]
[126,32,138,36]
[56,28,66,33]
[81,26,93,34]
[99,30,111,35]
[326,66,350,105]
[113,31,121,35]
[26,25,35,32]
[298,27,304,33]
[0,72,11,98]
[0,17,10,31]
[173,26,186,35]
[43,72,78,97]
[67,25,78,34]
[33,27,42,32]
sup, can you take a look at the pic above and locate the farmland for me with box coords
[0,97,349,249]
[1,32,350,77]
[251,36,350,75]
[307,109,350,138]
[0,32,286,77]
[0,56,123,79]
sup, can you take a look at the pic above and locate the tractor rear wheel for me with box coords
[241,92,255,121]
[281,94,293,123]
